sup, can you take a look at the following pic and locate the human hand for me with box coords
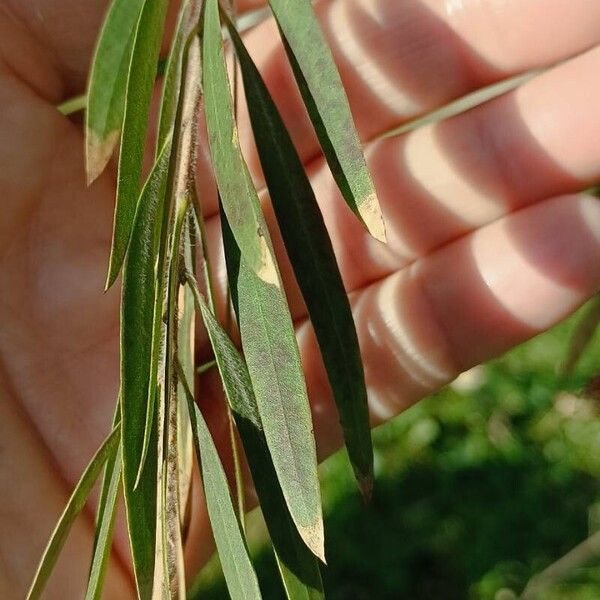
[1,0,600,597]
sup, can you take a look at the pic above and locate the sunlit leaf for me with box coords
[85,0,145,184]
[267,0,386,242]
[106,0,170,288]
[202,0,277,284]
[187,277,324,598]
[177,362,262,600]
[222,214,325,562]
[228,21,373,500]
[26,426,121,600]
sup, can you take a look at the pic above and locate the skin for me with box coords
[1,0,600,597]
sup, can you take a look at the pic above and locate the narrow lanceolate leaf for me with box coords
[121,141,172,599]
[228,22,373,500]
[156,0,203,152]
[85,0,145,183]
[176,213,196,533]
[26,426,121,600]
[122,139,171,491]
[267,0,386,242]
[84,452,122,600]
[106,0,170,288]
[177,363,262,600]
[187,279,324,599]
[221,214,325,562]
[202,0,277,284]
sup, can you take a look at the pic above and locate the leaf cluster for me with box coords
[28,1,386,598]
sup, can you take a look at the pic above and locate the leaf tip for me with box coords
[298,519,326,564]
[85,130,120,186]
[357,472,374,504]
[360,192,387,244]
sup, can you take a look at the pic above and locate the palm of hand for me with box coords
[1,1,600,597]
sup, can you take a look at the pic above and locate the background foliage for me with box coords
[193,300,600,600]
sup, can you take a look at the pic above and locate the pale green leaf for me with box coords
[85,0,145,183]
[268,0,386,242]
[106,0,170,288]
[202,0,277,284]
[84,452,122,600]
[177,363,262,600]
[222,215,325,562]
[26,426,121,600]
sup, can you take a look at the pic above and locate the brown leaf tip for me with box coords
[360,192,387,244]
[86,129,120,186]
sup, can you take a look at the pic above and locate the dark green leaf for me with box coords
[228,21,373,500]
[26,426,121,600]
[187,278,324,598]
[85,0,145,183]
[121,139,171,491]
[106,0,170,288]
[120,140,172,599]
[202,0,278,283]
[221,214,325,562]
[267,0,386,243]
[177,362,262,600]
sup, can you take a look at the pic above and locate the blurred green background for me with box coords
[191,300,600,600]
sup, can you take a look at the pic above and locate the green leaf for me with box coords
[267,0,386,243]
[106,0,170,288]
[177,362,262,600]
[228,21,373,500]
[186,278,324,598]
[84,451,122,600]
[121,139,171,491]
[85,0,145,184]
[156,0,203,152]
[221,214,325,562]
[202,0,278,284]
[120,140,172,599]
[26,426,121,600]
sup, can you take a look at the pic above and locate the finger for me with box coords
[303,43,600,293]
[299,193,600,460]
[203,44,600,321]
[236,0,600,180]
